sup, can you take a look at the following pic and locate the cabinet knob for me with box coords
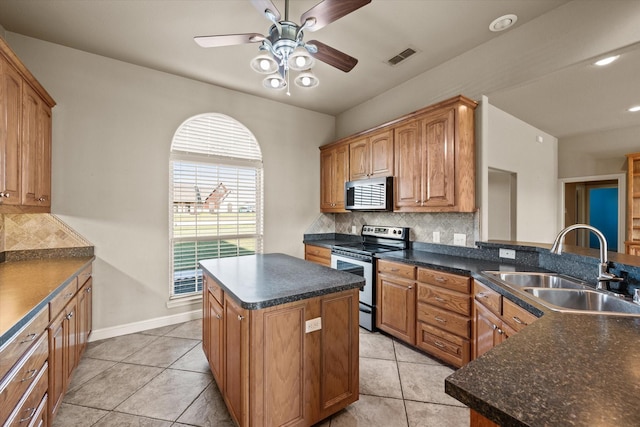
[434,316,447,324]
[216,314,221,319]
[66,312,74,320]
[435,296,446,303]
[37,197,46,202]
[512,316,525,325]
[237,315,244,321]
[19,407,37,423]
[20,333,37,344]
[19,368,38,383]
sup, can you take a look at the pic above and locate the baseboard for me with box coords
[88,309,202,342]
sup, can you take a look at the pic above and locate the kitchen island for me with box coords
[199,253,364,427]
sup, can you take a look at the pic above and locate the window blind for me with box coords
[170,114,263,296]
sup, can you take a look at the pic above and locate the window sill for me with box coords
[166,293,202,309]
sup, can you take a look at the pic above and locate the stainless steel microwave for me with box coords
[345,176,393,211]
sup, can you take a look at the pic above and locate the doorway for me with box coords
[560,174,625,252]
[488,168,517,240]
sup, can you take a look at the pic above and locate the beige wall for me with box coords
[558,124,640,179]
[6,33,334,334]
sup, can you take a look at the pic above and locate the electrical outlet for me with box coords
[351,225,357,234]
[433,231,440,243]
[453,233,466,246]
[499,248,516,259]
[305,317,322,333]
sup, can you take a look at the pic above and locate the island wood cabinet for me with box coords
[304,244,331,267]
[320,142,349,212]
[202,273,359,427]
[471,281,538,427]
[0,37,55,213]
[349,129,394,181]
[376,260,417,344]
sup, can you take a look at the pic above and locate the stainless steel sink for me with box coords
[483,271,588,289]
[523,288,640,316]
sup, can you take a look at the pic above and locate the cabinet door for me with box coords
[474,301,502,359]
[65,299,79,382]
[202,276,210,361]
[369,129,393,178]
[393,121,422,209]
[77,278,93,357]
[208,291,224,389]
[422,108,455,207]
[331,144,348,210]
[48,311,65,420]
[320,149,335,210]
[224,296,249,427]
[349,137,369,181]
[0,56,22,205]
[36,102,52,207]
[376,275,416,344]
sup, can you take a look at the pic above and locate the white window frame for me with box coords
[168,113,263,302]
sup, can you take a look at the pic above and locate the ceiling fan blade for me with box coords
[301,0,371,32]
[250,0,281,22]
[307,40,358,72]
[194,33,265,48]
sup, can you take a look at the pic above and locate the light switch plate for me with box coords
[305,317,322,333]
[499,248,516,259]
[433,231,440,243]
[453,233,466,246]
[351,225,357,234]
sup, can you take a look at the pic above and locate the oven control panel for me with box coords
[362,225,409,240]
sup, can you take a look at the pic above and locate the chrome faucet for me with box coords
[550,224,622,290]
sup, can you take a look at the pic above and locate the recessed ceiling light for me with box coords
[629,105,640,113]
[594,55,620,66]
[489,14,518,32]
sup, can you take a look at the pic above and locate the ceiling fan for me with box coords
[194,0,371,93]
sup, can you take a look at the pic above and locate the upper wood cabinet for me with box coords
[349,129,393,181]
[319,95,476,213]
[320,142,349,212]
[0,37,55,213]
[394,97,476,212]
[625,152,640,254]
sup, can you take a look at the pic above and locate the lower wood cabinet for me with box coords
[304,244,331,267]
[203,273,359,427]
[376,260,417,345]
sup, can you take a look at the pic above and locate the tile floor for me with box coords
[54,320,469,427]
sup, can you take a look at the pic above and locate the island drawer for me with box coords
[474,281,502,317]
[418,268,470,293]
[0,306,49,381]
[304,244,331,266]
[0,334,48,425]
[417,283,471,316]
[502,298,538,333]
[417,302,470,339]
[49,278,78,319]
[377,259,416,280]
[416,322,469,368]
[205,275,224,305]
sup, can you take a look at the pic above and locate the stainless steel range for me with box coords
[331,225,410,331]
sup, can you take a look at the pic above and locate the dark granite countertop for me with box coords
[445,313,640,427]
[199,253,364,310]
[0,256,95,347]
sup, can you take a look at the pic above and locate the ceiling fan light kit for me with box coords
[194,0,371,95]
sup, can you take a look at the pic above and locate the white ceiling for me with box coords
[1,0,638,138]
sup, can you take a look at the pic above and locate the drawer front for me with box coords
[502,298,538,333]
[0,334,48,425]
[417,283,471,316]
[474,281,502,317]
[5,362,48,427]
[0,307,49,381]
[417,302,470,339]
[49,278,78,320]
[377,260,416,280]
[205,275,224,305]
[77,264,93,287]
[27,393,47,427]
[304,245,331,265]
[418,268,470,293]
[416,322,469,368]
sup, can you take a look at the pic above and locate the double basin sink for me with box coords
[483,271,640,317]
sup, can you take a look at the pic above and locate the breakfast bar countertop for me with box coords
[199,253,365,310]
[0,256,95,347]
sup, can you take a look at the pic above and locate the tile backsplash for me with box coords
[1,213,91,251]
[305,212,478,246]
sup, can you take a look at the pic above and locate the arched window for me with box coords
[169,113,263,296]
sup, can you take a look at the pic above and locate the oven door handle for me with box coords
[359,305,372,314]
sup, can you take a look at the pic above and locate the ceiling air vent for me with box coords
[387,48,417,66]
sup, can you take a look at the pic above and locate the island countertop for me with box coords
[199,253,365,310]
